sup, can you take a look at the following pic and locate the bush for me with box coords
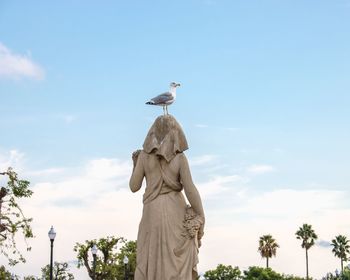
[203,264,241,280]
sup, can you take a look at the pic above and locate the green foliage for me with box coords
[344,268,350,280]
[284,276,307,280]
[74,236,136,280]
[295,224,318,250]
[243,266,284,280]
[115,240,137,279]
[23,262,74,280]
[331,235,350,272]
[0,167,34,266]
[343,268,350,280]
[322,267,350,280]
[0,265,13,280]
[258,235,279,268]
[295,224,318,279]
[203,264,241,280]
[203,265,306,280]
[40,262,74,280]
[243,266,307,280]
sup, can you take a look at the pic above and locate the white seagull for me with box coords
[146,82,181,115]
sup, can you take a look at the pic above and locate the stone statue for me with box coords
[130,114,205,280]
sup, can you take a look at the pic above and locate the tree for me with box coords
[295,224,318,280]
[258,234,279,268]
[321,267,350,280]
[331,235,350,273]
[0,167,34,265]
[40,262,74,280]
[115,240,137,279]
[243,266,283,280]
[0,265,14,280]
[341,267,350,280]
[74,236,136,280]
[203,264,241,280]
[242,266,306,280]
[22,262,74,280]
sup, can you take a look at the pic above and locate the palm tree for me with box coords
[258,234,279,268]
[295,223,318,280]
[331,235,350,273]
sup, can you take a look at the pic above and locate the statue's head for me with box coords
[143,115,188,162]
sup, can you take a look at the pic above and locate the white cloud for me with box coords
[26,168,64,177]
[1,151,349,279]
[0,149,25,171]
[200,188,350,278]
[199,174,247,199]
[190,154,218,166]
[86,158,131,180]
[220,126,239,132]
[233,189,345,220]
[1,155,138,278]
[195,124,209,128]
[247,164,275,174]
[0,42,45,80]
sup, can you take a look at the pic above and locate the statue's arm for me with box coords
[129,150,145,193]
[179,154,205,220]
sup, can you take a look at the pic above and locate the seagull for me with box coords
[146,82,181,115]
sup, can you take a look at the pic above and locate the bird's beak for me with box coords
[176,83,181,87]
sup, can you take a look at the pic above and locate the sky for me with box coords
[0,0,350,278]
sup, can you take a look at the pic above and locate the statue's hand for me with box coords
[132,149,142,168]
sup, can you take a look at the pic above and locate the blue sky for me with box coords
[1,0,350,278]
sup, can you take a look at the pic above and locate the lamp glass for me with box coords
[123,255,129,264]
[91,244,98,255]
[48,226,56,240]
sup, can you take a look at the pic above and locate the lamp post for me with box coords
[123,255,129,280]
[91,244,98,280]
[48,226,56,280]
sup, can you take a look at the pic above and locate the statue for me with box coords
[130,114,205,280]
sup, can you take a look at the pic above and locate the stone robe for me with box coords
[129,150,204,280]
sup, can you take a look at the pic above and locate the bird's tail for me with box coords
[146,101,155,105]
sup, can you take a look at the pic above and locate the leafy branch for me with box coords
[74,236,126,280]
[0,167,34,266]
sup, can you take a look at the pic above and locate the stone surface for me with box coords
[129,115,205,280]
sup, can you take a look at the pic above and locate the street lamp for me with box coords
[48,226,56,280]
[123,255,129,280]
[91,244,98,280]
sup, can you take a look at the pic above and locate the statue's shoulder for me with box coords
[139,150,158,161]
[139,150,150,160]
[175,152,187,161]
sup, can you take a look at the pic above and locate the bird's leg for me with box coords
[163,106,165,115]
[165,106,168,115]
